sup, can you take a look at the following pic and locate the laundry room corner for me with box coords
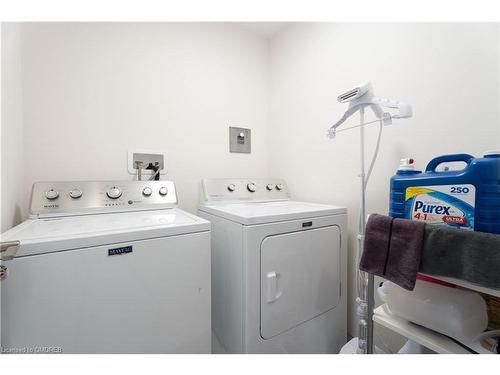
[267,22,500,351]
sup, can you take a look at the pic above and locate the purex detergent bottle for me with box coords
[389,152,500,234]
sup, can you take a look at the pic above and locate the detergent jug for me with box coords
[389,152,500,234]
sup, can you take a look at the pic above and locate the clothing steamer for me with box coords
[328,82,413,353]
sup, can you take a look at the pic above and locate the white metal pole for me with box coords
[361,110,375,354]
[356,106,368,353]
[367,272,375,353]
[355,106,375,354]
[360,108,366,232]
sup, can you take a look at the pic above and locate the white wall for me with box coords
[1,23,24,232]
[1,22,25,345]
[269,23,500,349]
[17,22,270,216]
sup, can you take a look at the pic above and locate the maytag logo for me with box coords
[108,246,133,256]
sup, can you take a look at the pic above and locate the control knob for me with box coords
[275,183,284,191]
[45,189,59,200]
[159,186,168,196]
[266,184,274,191]
[247,183,257,193]
[142,187,153,197]
[106,186,122,199]
[227,184,236,192]
[69,188,83,199]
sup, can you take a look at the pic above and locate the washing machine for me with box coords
[0,180,211,354]
[198,178,347,354]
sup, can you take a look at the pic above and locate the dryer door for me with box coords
[260,225,341,339]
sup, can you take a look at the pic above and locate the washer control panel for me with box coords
[30,180,178,217]
[202,178,290,202]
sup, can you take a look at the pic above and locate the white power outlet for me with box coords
[127,150,168,176]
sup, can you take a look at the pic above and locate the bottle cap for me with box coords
[399,158,415,170]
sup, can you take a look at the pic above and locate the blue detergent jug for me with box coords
[389,152,500,234]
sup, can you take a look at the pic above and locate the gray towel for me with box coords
[358,214,393,276]
[359,214,425,290]
[420,226,500,289]
[385,218,425,290]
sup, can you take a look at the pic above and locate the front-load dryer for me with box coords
[198,178,347,353]
[1,180,211,353]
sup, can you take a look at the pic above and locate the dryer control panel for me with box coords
[30,180,178,218]
[202,178,290,202]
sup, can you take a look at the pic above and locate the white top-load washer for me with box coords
[0,181,211,354]
[198,178,347,353]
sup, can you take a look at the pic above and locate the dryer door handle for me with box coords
[266,271,282,303]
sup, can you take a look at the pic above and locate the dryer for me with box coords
[1,180,211,353]
[198,178,347,353]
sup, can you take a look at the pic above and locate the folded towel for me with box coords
[360,214,500,291]
[359,214,425,290]
[385,217,425,290]
[420,226,500,289]
[358,214,393,276]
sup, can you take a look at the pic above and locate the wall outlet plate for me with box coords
[127,150,167,175]
[229,126,251,153]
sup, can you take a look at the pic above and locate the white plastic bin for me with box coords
[378,280,488,344]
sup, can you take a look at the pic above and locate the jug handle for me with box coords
[425,154,475,172]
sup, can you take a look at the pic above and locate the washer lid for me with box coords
[0,208,210,258]
[199,200,346,225]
